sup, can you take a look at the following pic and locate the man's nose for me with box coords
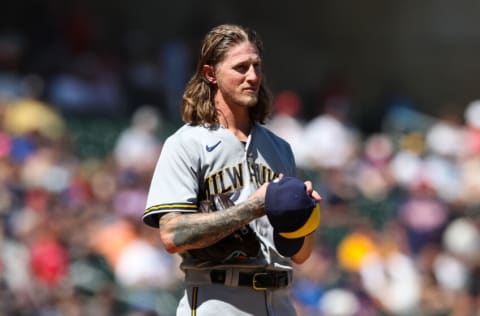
[246,65,260,82]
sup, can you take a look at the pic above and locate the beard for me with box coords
[221,90,258,109]
[242,93,259,107]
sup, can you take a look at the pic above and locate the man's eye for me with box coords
[235,63,261,73]
[235,65,249,73]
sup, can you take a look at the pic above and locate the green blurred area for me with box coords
[65,115,130,160]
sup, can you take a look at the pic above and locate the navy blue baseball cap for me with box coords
[265,177,320,257]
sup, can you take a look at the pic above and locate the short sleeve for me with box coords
[142,133,200,227]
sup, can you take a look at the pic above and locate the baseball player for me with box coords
[143,24,321,316]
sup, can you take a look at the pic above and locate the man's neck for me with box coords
[216,103,252,142]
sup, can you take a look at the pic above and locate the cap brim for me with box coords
[278,203,320,239]
[274,233,305,257]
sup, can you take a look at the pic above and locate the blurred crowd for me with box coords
[0,97,185,315]
[0,3,189,315]
[0,3,479,316]
[268,90,480,316]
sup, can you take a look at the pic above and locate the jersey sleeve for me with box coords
[143,131,200,227]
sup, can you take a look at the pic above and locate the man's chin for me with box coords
[231,94,257,108]
[244,96,258,107]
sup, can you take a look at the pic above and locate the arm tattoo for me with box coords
[160,196,264,251]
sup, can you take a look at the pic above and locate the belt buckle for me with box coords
[252,272,269,291]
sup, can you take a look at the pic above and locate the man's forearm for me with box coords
[159,196,265,253]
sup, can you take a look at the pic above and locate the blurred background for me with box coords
[0,1,479,315]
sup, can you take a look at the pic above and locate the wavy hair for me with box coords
[181,24,272,125]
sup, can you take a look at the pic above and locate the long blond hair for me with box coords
[181,24,272,125]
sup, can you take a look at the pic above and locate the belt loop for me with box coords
[224,268,234,287]
[230,269,240,287]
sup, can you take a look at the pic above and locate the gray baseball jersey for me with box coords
[143,122,298,315]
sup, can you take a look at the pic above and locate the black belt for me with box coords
[210,270,290,290]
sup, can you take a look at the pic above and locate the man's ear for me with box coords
[202,65,216,84]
